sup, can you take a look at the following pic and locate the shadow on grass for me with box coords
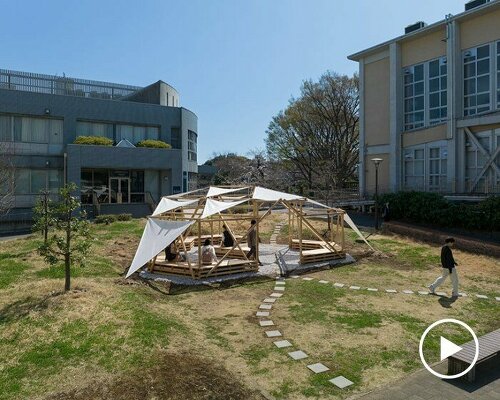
[438,295,459,308]
[0,292,62,325]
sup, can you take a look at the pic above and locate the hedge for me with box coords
[94,214,118,224]
[136,139,171,149]
[74,136,113,146]
[378,191,500,231]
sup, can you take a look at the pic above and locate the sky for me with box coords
[0,0,466,163]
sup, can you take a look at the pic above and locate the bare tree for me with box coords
[266,71,359,193]
[0,142,15,216]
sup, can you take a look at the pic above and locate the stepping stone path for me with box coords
[496,297,500,301]
[254,277,354,391]
[436,291,447,296]
[418,291,429,295]
[386,289,397,293]
[265,330,282,338]
[402,290,414,294]
[367,288,378,292]
[288,350,308,360]
[274,340,292,348]
[307,363,330,373]
[334,283,345,288]
[349,286,361,290]
[329,376,354,389]
[290,275,300,279]
[476,294,488,299]
[269,222,285,245]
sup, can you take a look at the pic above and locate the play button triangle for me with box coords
[440,336,463,361]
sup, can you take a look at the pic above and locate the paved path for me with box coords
[355,358,500,400]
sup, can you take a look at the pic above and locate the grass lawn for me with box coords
[0,214,498,399]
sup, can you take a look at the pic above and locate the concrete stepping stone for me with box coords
[496,297,500,301]
[256,311,269,317]
[265,330,282,338]
[302,277,314,281]
[459,292,468,297]
[476,294,488,299]
[259,320,274,327]
[386,289,397,293]
[290,275,300,279]
[334,283,345,288]
[270,293,283,298]
[349,286,361,290]
[318,280,329,284]
[402,290,414,294]
[274,286,285,291]
[436,291,447,296]
[288,350,308,360]
[259,304,272,310]
[263,298,277,303]
[274,340,292,348]
[275,281,286,286]
[329,376,353,389]
[367,288,378,292]
[418,291,429,295]
[307,363,330,373]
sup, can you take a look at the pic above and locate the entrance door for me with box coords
[110,178,130,203]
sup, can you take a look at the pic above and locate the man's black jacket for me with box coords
[441,245,457,273]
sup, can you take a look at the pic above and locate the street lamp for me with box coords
[371,158,383,230]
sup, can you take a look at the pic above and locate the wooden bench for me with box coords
[152,258,257,278]
[185,234,222,247]
[290,239,337,251]
[447,328,500,382]
[300,247,345,264]
[214,245,251,259]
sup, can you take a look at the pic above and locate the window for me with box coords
[497,41,500,108]
[428,146,447,191]
[14,169,62,194]
[429,57,447,125]
[463,44,491,116]
[171,127,181,149]
[116,124,158,144]
[404,64,425,130]
[76,121,113,139]
[188,130,197,161]
[404,148,425,190]
[0,114,63,143]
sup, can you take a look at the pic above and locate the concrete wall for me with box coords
[402,124,447,147]
[401,28,447,67]
[460,7,500,49]
[364,57,390,146]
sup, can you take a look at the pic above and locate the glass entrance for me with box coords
[110,177,130,203]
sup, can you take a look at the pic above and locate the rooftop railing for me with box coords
[0,68,141,100]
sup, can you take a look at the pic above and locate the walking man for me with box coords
[429,237,459,297]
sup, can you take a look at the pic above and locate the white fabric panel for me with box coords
[344,213,374,251]
[252,186,305,202]
[152,198,198,216]
[306,198,329,208]
[201,198,247,219]
[206,186,247,197]
[126,219,194,278]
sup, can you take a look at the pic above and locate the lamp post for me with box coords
[371,158,383,230]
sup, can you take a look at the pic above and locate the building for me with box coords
[348,0,500,196]
[0,68,198,229]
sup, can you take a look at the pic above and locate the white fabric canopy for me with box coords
[201,198,248,219]
[152,198,198,216]
[206,186,247,198]
[344,213,374,251]
[126,218,194,278]
[252,186,305,202]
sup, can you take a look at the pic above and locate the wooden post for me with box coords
[254,200,259,266]
[298,202,303,256]
[179,234,195,279]
[341,212,345,252]
[288,203,291,247]
[197,220,202,269]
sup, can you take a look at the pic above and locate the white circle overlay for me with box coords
[419,318,479,380]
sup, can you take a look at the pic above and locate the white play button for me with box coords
[440,336,462,361]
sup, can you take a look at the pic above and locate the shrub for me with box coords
[74,136,113,146]
[378,192,500,231]
[136,140,171,149]
[94,214,118,224]
[117,213,132,221]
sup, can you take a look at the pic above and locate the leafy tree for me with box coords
[266,71,359,193]
[37,183,92,291]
